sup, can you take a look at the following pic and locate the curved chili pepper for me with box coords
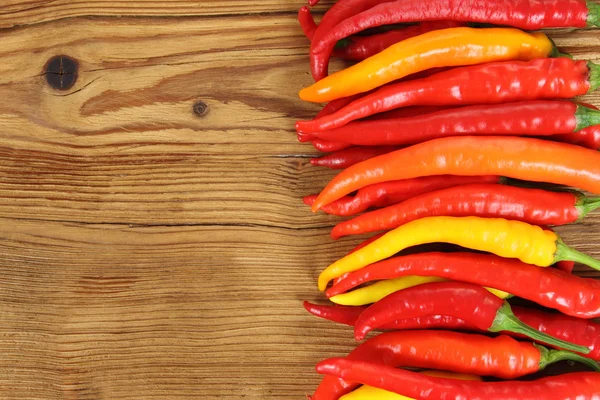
[310,146,400,169]
[317,358,600,400]
[311,330,598,400]
[331,184,600,239]
[302,301,473,330]
[310,101,600,146]
[318,216,600,290]
[299,6,463,62]
[353,282,589,353]
[300,27,556,103]
[310,137,600,212]
[327,251,600,318]
[308,0,393,81]
[296,58,600,133]
[309,0,600,80]
[304,175,502,217]
[340,370,480,400]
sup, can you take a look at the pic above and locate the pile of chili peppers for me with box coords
[295,0,600,399]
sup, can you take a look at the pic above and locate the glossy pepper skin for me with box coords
[302,301,472,331]
[352,282,589,354]
[310,101,600,146]
[298,6,463,62]
[310,137,600,212]
[327,252,600,318]
[311,139,350,152]
[331,184,600,239]
[310,330,599,400]
[310,146,400,169]
[340,371,480,400]
[303,302,600,360]
[317,358,600,400]
[309,0,600,80]
[304,175,502,217]
[318,216,600,291]
[308,94,362,152]
[296,58,600,133]
[300,27,555,103]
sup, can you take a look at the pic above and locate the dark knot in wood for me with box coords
[45,55,78,90]
[193,101,209,117]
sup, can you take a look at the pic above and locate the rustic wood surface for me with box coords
[0,1,599,399]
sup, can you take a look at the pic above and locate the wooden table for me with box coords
[0,1,599,398]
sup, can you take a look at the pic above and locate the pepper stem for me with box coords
[548,39,572,59]
[536,344,600,372]
[588,0,600,27]
[575,104,600,131]
[576,194,600,221]
[554,239,600,272]
[588,61,600,93]
[489,303,590,354]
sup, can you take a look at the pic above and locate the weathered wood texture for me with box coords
[0,2,599,399]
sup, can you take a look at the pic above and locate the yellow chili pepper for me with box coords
[299,27,556,103]
[340,370,481,400]
[330,277,510,306]
[318,216,600,291]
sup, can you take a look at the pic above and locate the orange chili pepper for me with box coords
[299,27,556,103]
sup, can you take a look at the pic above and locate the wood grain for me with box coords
[0,1,599,399]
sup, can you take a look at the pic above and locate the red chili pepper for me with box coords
[304,175,502,216]
[310,137,600,212]
[310,146,400,169]
[556,260,576,273]
[309,0,600,80]
[331,184,600,238]
[311,139,351,152]
[308,0,393,80]
[309,101,600,146]
[296,58,600,134]
[303,301,472,330]
[554,102,600,149]
[310,330,600,400]
[327,252,600,319]
[353,281,589,354]
[299,7,462,62]
[316,358,600,400]
[303,302,600,360]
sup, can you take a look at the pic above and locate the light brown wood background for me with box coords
[0,1,599,399]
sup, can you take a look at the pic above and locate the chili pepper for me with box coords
[331,184,600,239]
[310,137,600,212]
[300,27,556,103]
[309,0,600,80]
[302,301,473,331]
[303,302,600,360]
[308,0,393,81]
[555,102,600,149]
[311,139,351,152]
[317,358,600,400]
[311,146,400,169]
[353,282,589,353]
[331,274,509,306]
[327,251,600,319]
[299,7,465,62]
[318,215,600,291]
[340,370,480,400]
[311,330,598,400]
[304,175,502,217]
[296,58,600,134]
[310,101,600,146]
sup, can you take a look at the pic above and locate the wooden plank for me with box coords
[0,1,335,28]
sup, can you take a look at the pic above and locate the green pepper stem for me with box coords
[588,0,600,27]
[548,39,572,59]
[575,104,600,131]
[589,61,600,93]
[554,239,600,272]
[576,195,600,221]
[536,344,600,372]
[490,303,590,354]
